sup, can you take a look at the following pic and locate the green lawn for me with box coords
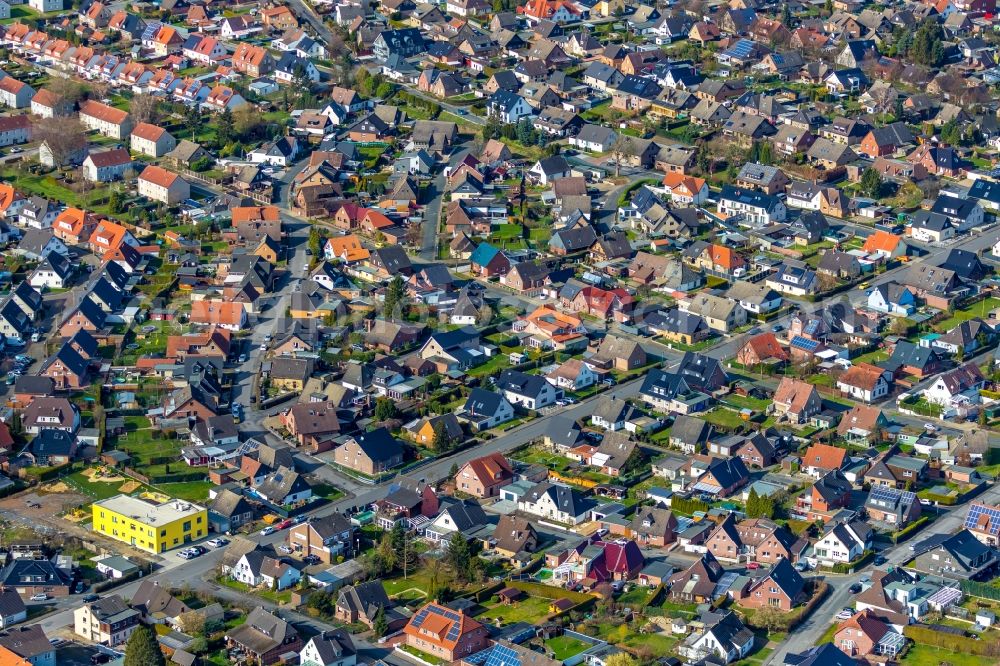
[617,586,654,606]
[118,319,188,365]
[156,481,213,503]
[722,394,771,412]
[64,468,140,501]
[399,645,445,665]
[702,407,747,430]
[477,595,551,624]
[465,353,511,378]
[218,577,292,604]
[513,445,575,470]
[545,635,590,661]
[816,623,838,645]
[491,224,524,240]
[382,571,436,598]
[935,298,1000,332]
[853,349,889,365]
[0,168,117,218]
[901,644,995,666]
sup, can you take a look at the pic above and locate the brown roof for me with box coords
[742,332,788,362]
[31,88,61,108]
[190,300,244,326]
[493,515,535,554]
[839,362,886,391]
[86,148,131,167]
[131,122,167,142]
[773,377,817,414]
[802,443,847,471]
[79,99,128,124]
[0,115,31,133]
[0,78,26,94]
[139,164,181,188]
[286,401,342,436]
[466,452,513,484]
[835,609,889,644]
[836,404,884,436]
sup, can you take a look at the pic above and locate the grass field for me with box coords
[477,595,552,624]
[118,320,188,365]
[0,169,116,218]
[702,407,747,430]
[64,468,135,501]
[900,644,995,666]
[853,348,889,365]
[156,481,213,502]
[545,635,590,661]
[935,298,1000,332]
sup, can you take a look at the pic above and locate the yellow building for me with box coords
[92,494,208,554]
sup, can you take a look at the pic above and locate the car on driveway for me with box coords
[29,594,47,601]
[207,538,229,548]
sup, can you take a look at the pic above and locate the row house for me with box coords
[79,100,133,140]
[232,43,276,77]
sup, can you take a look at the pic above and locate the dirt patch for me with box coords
[0,490,89,526]
[118,480,142,493]
[82,468,126,483]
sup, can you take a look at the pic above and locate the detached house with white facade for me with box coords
[137,165,190,204]
[496,369,560,410]
[130,123,176,158]
[718,185,786,226]
[82,149,133,183]
[0,76,35,109]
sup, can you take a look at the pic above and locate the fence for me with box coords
[961,580,1000,602]
[903,624,1000,656]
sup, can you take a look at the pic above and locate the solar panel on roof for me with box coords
[965,503,1000,532]
[483,644,521,666]
[790,336,819,351]
[869,486,900,504]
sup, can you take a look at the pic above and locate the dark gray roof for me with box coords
[347,427,403,463]
[464,388,508,417]
[497,369,550,400]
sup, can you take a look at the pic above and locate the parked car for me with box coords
[29,594,47,601]
[207,538,228,548]
[82,594,100,602]
[259,526,276,536]
[873,555,887,566]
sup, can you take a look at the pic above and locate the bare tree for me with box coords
[610,135,634,177]
[43,77,85,105]
[76,166,94,205]
[130,94,160,125]
[88,80,110,102]
[32,117,87,167]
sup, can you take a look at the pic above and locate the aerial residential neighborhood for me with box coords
[0,0,997,666]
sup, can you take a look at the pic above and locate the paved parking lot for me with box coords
[48,642,106,666]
